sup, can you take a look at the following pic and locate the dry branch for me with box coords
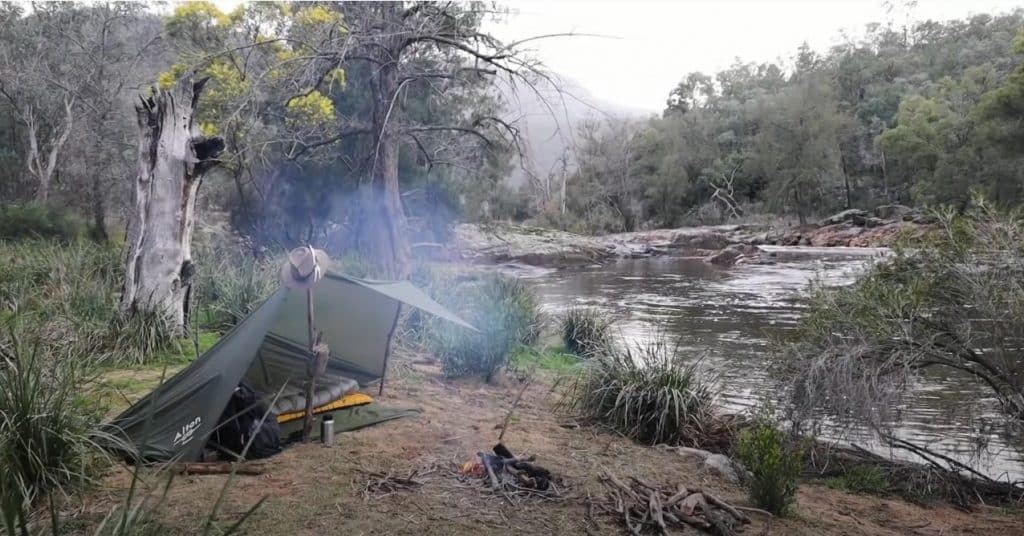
[593,471,749,535]
[358,468,428,500]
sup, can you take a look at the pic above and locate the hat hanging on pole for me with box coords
[281,245,331,289]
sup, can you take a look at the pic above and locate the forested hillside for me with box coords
[552,10,1024,233]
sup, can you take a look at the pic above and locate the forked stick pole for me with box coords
[301,286,317,442]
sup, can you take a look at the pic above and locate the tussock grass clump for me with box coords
[0,324,114,533]
[107,311,180,365]
[561,307,612,358]
[562,337,720,447]
[736,421,803,516]
[197,254,277,331]
[421,272,546,382]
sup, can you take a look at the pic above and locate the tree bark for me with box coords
[356,3,411,279]
[120,77,223,332]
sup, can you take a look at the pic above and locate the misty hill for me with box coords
[499,75,654,187]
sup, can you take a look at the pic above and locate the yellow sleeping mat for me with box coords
[276,392,374,424]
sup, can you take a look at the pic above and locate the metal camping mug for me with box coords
[321,414,335,446]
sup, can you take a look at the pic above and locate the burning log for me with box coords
[464,443,565,502]
[591,471,750,535]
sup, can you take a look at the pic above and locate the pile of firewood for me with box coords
[469,443,564,501]
[591,471,753,536]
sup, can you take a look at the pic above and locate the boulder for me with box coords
[819,208,869,227]
[703,453,741,484]
[874,204,913,220]
[706,243,761,267]
[808,223,865,247]
[672,230,733,251]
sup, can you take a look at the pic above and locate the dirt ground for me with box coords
[76,357,1024,536]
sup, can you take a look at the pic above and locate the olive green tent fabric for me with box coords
[101,271,471,462]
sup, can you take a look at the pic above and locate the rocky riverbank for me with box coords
[452,205,931,267]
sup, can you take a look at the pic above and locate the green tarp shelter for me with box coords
[101,272,472,462]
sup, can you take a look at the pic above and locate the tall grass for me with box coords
[0,236,278,366]
[195,254,277,331]
[0,323,114,535]
[418,271,546,382]
[560,307,613,358]
[562,337,721,447]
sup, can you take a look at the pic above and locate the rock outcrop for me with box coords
[453,210,930,267]
[453,223,612,265]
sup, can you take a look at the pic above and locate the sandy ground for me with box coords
[75,358,1024,536]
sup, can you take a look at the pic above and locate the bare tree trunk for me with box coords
[91,172,109,242]
[840,154,852,210]
[356,3,410,279]
[120,77,223,332]
[24,98,74,203]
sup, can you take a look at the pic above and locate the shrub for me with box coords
[0,324,113,533]
[561,307,613,357]
[736,422,803,516]
[0,203,91,243]
[562,337,720,446]
[784,198,1024,431]
[423,273,546,382]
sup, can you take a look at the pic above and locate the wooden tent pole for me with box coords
[378,306,402,396]
[301,286,317,442]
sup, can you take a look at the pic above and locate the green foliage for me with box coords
[784,197,1024,429]
[736,421,803,516]
[824,466,890,494]
[0,203,91,243]
[0,323,113,534]
[551,11,1024,232]
[562,337,720,447]
[286,90,336,127]
[421,273,545,382]
[560,307,613,358]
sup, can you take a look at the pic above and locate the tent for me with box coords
[102,271,473,462]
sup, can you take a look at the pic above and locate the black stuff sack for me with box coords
[209,383,282,460]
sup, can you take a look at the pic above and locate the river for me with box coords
[513,247,1024,483]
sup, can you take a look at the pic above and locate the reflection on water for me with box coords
[520,251,1024,482]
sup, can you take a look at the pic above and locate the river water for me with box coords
[514,247,1024,483]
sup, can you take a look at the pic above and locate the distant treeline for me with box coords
[532,10,1024,233]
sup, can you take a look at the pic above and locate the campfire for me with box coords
[461,442,565,502]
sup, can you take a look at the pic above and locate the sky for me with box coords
[486,0,1024,112]
[205,0,1024,112]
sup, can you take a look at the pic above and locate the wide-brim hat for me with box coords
[280,246,331,290]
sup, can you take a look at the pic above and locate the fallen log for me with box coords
[170,462,265,476]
